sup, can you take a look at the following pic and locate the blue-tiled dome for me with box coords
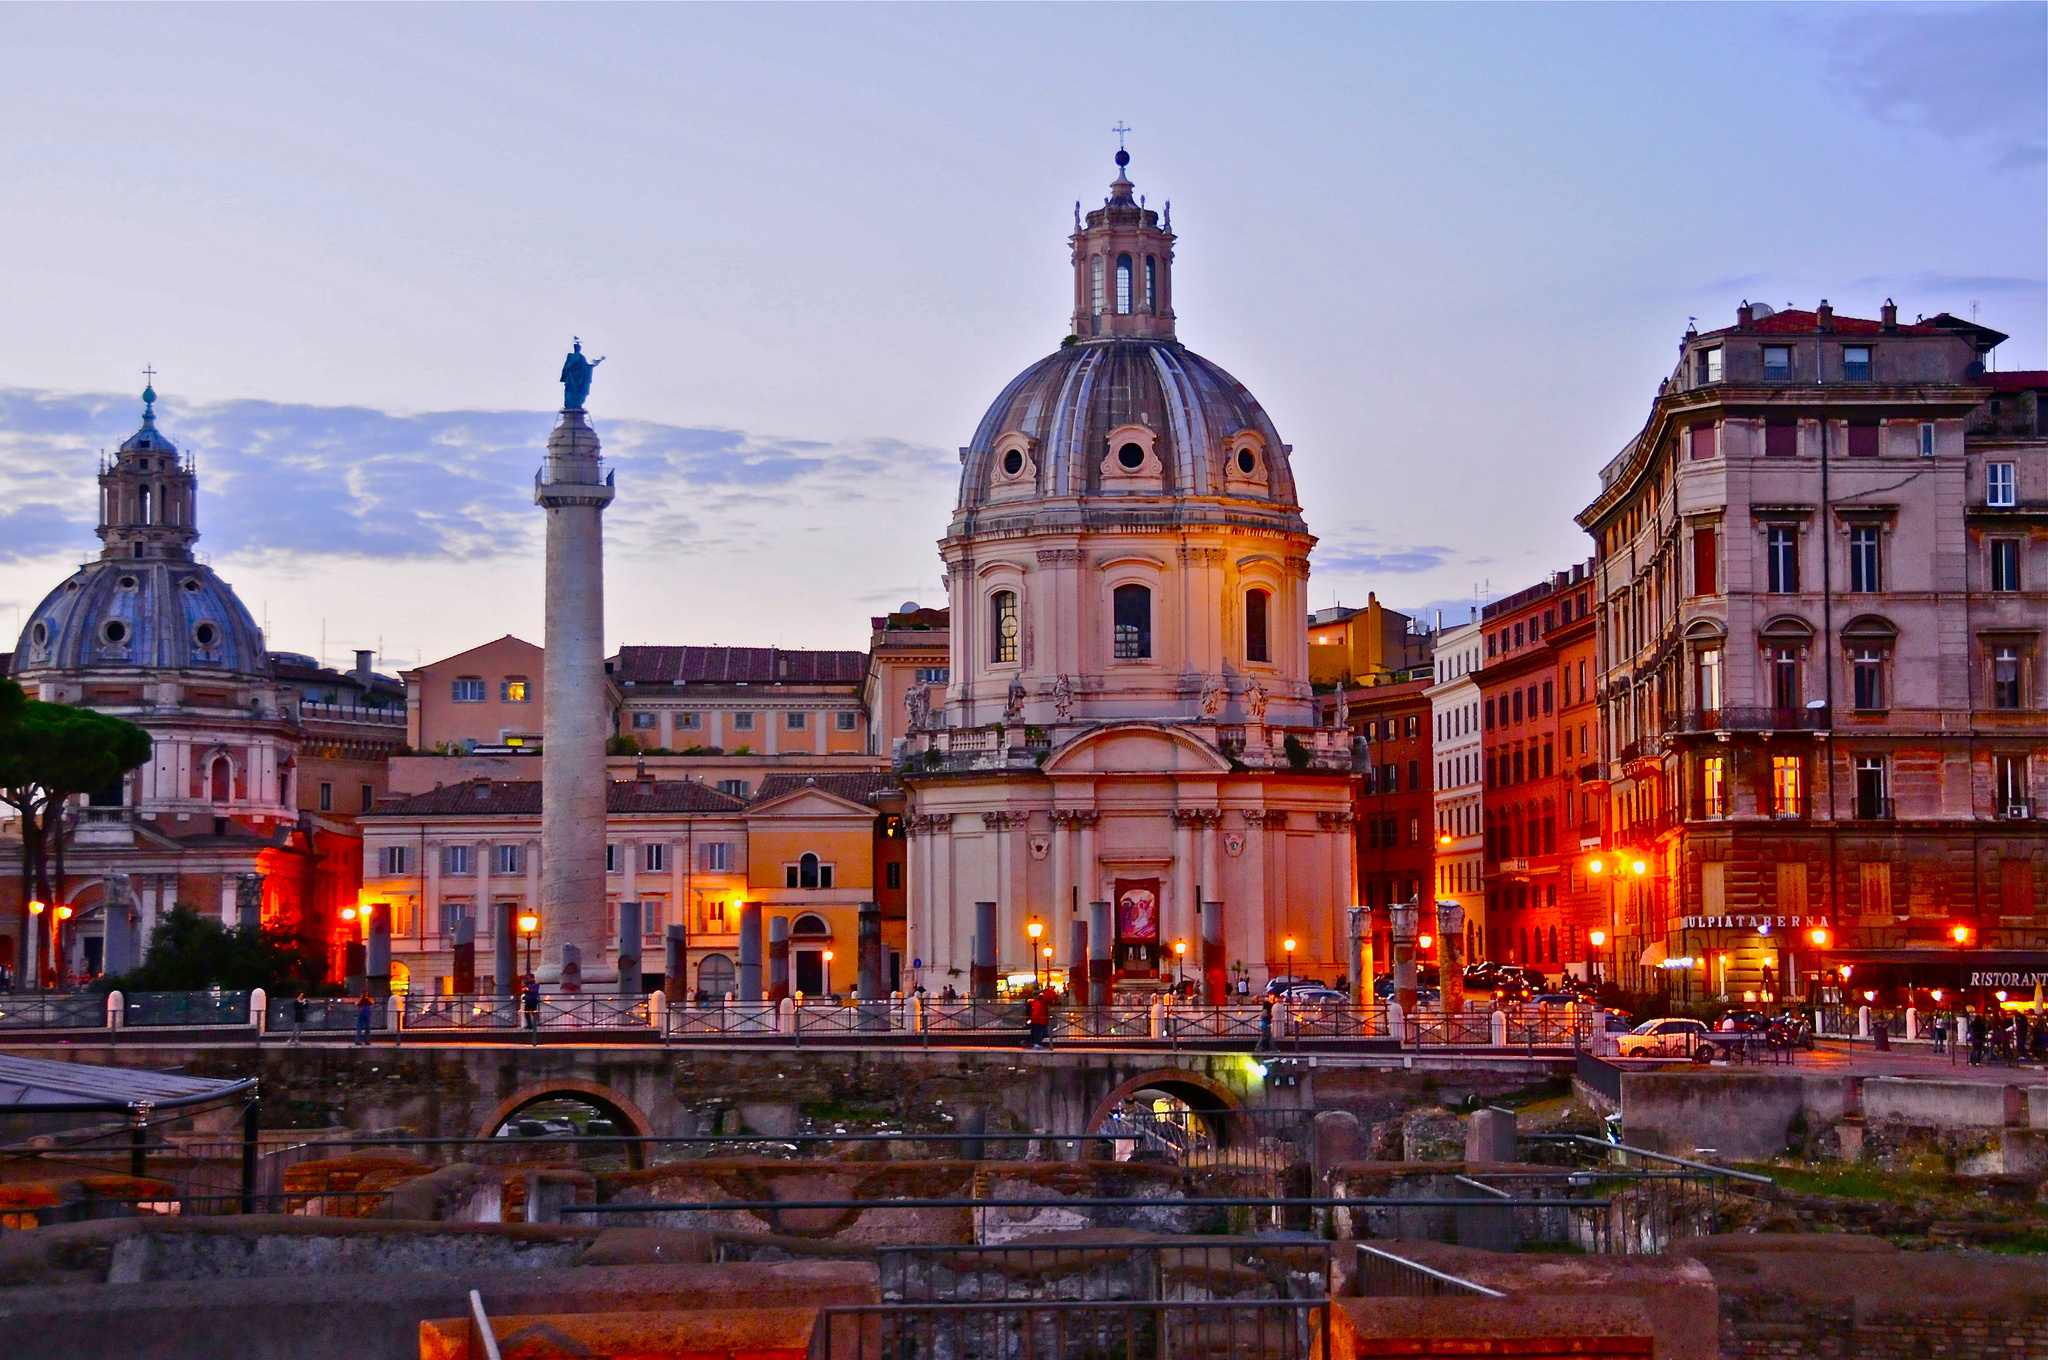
[954,338,1302,524]
[14,557,270,679]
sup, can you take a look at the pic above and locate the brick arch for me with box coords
[1084,1067,1245,1142]
[477,1077,657,1147]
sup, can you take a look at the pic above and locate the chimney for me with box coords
[1881,298,1898,332]
[1816,300,1834,331]
[353,649,373,685]
[1737,301,1754,328]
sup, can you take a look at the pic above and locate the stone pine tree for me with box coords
[0,677,152,981]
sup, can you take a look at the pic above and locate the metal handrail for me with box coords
[1353,1243,1505,1298]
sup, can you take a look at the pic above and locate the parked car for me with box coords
[1715,1009,1771,1032]
[1531,993,1584,1009]
[1616,1017,1709,1058]
[1279,986,1350,1005]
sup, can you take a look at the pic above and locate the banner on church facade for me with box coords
[1116,878,1160,976]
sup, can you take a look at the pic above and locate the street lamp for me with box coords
[1173,939,1188,996]
[822,949,835,997]
[1589,929,1607,985]
[1026,917,1044,990]
[519,912,540,979]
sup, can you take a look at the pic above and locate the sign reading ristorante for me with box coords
[1970,973,2048,989]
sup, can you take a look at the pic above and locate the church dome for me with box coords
[15,558,270,680]
[956,337,1301,519]
[11,384,270,683]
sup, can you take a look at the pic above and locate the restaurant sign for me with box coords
[1679,915,1830,931]
[1970,973,2048,989]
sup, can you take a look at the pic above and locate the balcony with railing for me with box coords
[904,721,1360,777]
[298,702,406,727]
[1665,707,1830,735]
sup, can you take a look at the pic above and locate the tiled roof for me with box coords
[612,646,868,686]
[1701,309,2004,341]
[753,771,901,807]
[1985,371,2048,392]
[367,778,747,818]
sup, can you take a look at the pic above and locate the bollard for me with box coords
[106,990,124,1032]
[250,987,268,1037]
[1905,1007,1919,1041]
[1465,1106,1517,1164]
[1149,996,1165,1040]
[1386,1001,1404,1047]
[1858,1005,1872,1039]
[1490,1009,1509,1046]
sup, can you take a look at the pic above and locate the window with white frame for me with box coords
[1700,755,1727,817]
[1989,462,2017,507]
[1772,755,1804,817]
[1854,756,1889,819]
[1763,346,1792,379]
[786,711,807,730]
[1112,584,1152,659]
[1992,645,2025,710]
[914,667,949,684]
[377,845,412,875]
[990,590,1019,664]
[494,843,524,875]
[501,677,530,702]
[677,712,702,730]
[631,712,657,729]
[1767,527,1800,593]
[441,844,472,875]
[1919,423,1936,457]
[451,678,486,702]
[1842,346,1872,381]
[605,843,622,873]
[643,843,669,873]
[1851,649,1888,711]
[1848,526,1883,593]
[1695,347,1722,384]
[715,779,749,798]
[700,841,732,872]
[835,711,858,731]
[731,712,755,731]
[785,852,833,889]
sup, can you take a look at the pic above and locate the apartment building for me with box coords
[1576,299,2047,1003]
[1427,619,1486,943]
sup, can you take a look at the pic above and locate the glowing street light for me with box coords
[1808,927,1829,946]
[1173,938,1188,995]
[1630,859,1648,876]
[519,912,540,978]
[1282,937,1299,1053]
[1026,917,1045,990]
[822,948,835,996]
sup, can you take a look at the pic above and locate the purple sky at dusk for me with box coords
[1,3,2040,670]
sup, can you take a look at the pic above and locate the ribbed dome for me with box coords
[14,557,269,680]
[955,338,1301,525]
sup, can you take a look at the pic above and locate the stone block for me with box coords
[1312,1110,1361,1179]
[420,1306,825,1360]
[1863,1077,2016,1129]
[1464,1107,1516,1165]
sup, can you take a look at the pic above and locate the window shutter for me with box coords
[1765,421,1797,458]
[1692,526,1717,597]
[1688,423,1717,460]
[1847,423,1879,458]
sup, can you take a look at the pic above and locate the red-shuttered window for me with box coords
[1692,526,1718,596]
[1688,422,1718,460]
[1765,420,1797,457]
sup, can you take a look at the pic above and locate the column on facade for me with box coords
[423,835,441,955]
[524,837,541,932]
[1170,811,1197,954]
[668,838,685,938]
[477,837,494,942]
[1237,809,1268,978]
[1050,811,1073,971]
[658,711,674,750]
[620,835,637,950]
[1074,810,1100,921]
[935,815,957,976]
[1198,811,1219,921]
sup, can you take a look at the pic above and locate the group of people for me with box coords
[275,975,547,1046]
[1933,1008,2047,1065]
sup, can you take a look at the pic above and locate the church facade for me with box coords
[902,153,1360,996]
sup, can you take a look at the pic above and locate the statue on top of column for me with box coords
[559,339,606,411]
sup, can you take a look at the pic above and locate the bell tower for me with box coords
[98,380,199,562]
[1070,148,1176,341]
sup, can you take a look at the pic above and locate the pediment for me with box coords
[1042,722,1234,776]
[744,786,875,819]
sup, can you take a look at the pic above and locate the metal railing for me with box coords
[1168,1005,1265,1041]
[0,992,108,1030]
[401,994,652,1030]
[1403,1011,1495,1046]
[1666,706,1829,734]
[923,1000,1029,1033]
[125,989,252,1027]
[1353,1243,1503,1298]
[1056,1006,1155,1040]
[1518,1134,1774,1252]
[809,1298,1330,1360]
[792,1000,906,1037]
[266,996,389,1033]
[667,999,779,1037]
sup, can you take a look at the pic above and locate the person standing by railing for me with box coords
[522,975,542,1043]
[352,992,373,1046]
[290,992,308,1046]
[1025,988,1051,1051]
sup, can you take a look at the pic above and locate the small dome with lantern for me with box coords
[12,385,270,683]
[953,151,1302,530]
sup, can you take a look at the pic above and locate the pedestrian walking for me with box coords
[522,975,542,1043]
[1932,1013,1948,1055]
[290,992,308,1046]
[352,991,374,1046]
[1256,996,1275,1053]
[1025,988,1051,1050]
[1969,1010,1988,1066]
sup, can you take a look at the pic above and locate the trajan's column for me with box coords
[535,340,614,990]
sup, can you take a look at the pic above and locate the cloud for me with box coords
[1313,540,1459,576]
[0,388,955,568]
[1850,272,2046,297]
[1828,4,2047,171]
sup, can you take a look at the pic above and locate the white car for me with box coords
[1616,1017,1708,1058]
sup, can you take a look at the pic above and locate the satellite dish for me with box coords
[900,601,920,614]
[1749,302,1775,318]
[1805,699,1827,710]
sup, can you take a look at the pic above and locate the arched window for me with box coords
[1145,257,1157,312]
[1115,254,1133,314]
[990,590,1019,664]
[210,757,231,803]
[137,486,152,525]
[1090,255,1104,316]
[1245,589,1271,663]
[1112,584,1151,659]
[787,853,831,890]
[792,912,830,936]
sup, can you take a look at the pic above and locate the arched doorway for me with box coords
[1084,1068,1246,1161]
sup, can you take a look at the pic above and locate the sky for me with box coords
[1,2,2041,670]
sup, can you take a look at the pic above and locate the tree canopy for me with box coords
[95,905,332,994]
